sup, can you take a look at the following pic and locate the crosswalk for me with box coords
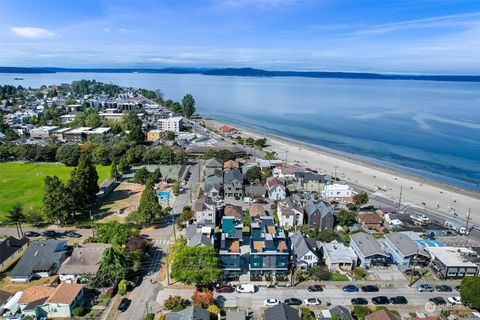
[152,239,170,246]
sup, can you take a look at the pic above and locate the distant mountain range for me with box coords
[1,66,479,82]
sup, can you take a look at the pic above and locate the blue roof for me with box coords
[415,240,445,248]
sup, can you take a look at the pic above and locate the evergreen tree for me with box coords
[8,203,24,238]
[181,94,196,118]
[118,155,131,173]
[43,176,70,223]
[74,152,99,204]
[110,160,120,180]
[136,178,162,225]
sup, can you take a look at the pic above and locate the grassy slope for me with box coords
[0,162,110,221]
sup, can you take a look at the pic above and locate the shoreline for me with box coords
[201,117,480,225]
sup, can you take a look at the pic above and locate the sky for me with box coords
[1,0,480,74]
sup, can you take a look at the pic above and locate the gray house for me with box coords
[290,232,319,269]
[304,200,334,231]
[349,232,389,268]
[204,173,223,199]
[10,240,68,282]
[204,158,223,177]
[224,168,243,198]
[166,306,210,320]
[294,171,327,192]
[383,233,429,269]
[265,303,299,320]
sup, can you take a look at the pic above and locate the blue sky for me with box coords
[1,0,479,74]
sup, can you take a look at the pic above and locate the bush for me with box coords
[118,279,128,295]
[144,313,155,320]
[72,306,85,317]
[353,306,372,320]
[207,305,221,315]
[353,267,368,280]
[300,307,315,320]
[461,276,480,309]
[164,295,185,312]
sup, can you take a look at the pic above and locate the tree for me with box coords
[207,304,220,315]
[85,109,102,127]
[0,113,9,133]
[8,203,24,238]
[352,306,372,320]
[181,206,193,222]
[151,168,162,182]
[191,290,214,308]
[133,167,151,184]
[136,178,162,225]
[118,155,131,173]
[92,144,111,165]
[171,245,221,284]
[165,131,175,140]
[43,176,70,224]
[242,210,251,227]
[245,166,262,184]
[163,296,185,312]
[254,138,267,149]
[245,137,254,146]
[110,161,120,179]
[461,276,480,309]
[174,151,186,164]
[143,147,161,164]
[118,279,128,295]
[352,192,369,210]
[72,152,99,204]
[181,94,196,118]
[172,181,181,196]
[315,229,337,242]
[336,209,357,226]
[217,149,233,162]
[264,151,277,160]
[24,208,45,227]
[96,221,134,244]
[97,245,128,285]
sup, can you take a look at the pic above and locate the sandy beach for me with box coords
[203,118,480,228]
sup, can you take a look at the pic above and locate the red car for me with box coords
[215,285,235,293]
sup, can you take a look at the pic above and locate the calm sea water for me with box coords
[1,72,479,191]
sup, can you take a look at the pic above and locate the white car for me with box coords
[236,284,256,293]
[304,298,321,305]
[264,299,280,306]
[447,296,462,305]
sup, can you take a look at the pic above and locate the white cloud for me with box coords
[11,27,57,39]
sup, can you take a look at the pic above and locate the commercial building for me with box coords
[159,116,184,132]
[63,127,91,143]
[30,126,59,139]
[428,247,479,279]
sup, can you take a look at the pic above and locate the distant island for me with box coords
[1,66,480,82]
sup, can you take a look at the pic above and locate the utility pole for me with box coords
[408,250,420,287]
[172,211,176,239]
[397,186,403,210]
[466,208,471,230]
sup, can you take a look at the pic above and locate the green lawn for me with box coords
[0,162,110,222]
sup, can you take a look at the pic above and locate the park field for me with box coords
[0,162,110,222]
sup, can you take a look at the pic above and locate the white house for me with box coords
[277,198,303,229]
[29,126,59,139]
[290,232,319,269]
[266,178,286,201]
[322,242,357,272]
[323,184,355,203]
[193,195,217,224]
[159,116,184,132]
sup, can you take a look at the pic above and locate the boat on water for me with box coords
[14,77,24,80]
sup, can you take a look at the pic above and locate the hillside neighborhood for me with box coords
[0,81,479,320]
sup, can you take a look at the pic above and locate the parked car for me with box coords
[118,298,131,312]
[216,285,235,293]
[304,298,321,306]
[361,285,379,292]
[284,298,302,306]
[128,276,141,288]
[343,285,359,293]
[24,231,40,237]
[351,298,369,305]
[307,285,323,292]
[372,296,390,305]
[390,296,408,305]
[455,285,461,292]
[65,231,82,238]
[236,284,256,293]
[264,299,280,306]
[42,230,57,238]
[416,283,434,292]
[429,297,447,306]
[447,296,462,305]
[435,285,452,292]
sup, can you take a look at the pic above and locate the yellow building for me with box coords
[147,129,162,141]
[0,237,29,273]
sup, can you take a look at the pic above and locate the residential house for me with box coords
[19,283,84,319]
[186,221,215,247]
[267,177,287,201]
[290,232,319,270]
[0,291,22,317]
[204,158,223,177]
[219,216,243,275]
[249,203,267,219]
[318,306,353,320]
[224,204,243,219]
[0,237,29,273]
[58,243,111,283]
[358,213,384,233]
[294,171,327,192]
[224,160,240,171]
[304,200,334,231]
[159,116,183,132]
[264,303,299,320]
[166,306,210,320]
[349,232,389,268]
[193,195,217,224]
[9,240,68,282]
[245,185,266,199]
[383,233,429,269]
[428,247,479,279]
[0,290,14,315]
[204,173,223,199]
[365,309,400,320]
[323,184,354,203]
[224,168,243,198]
[250,216,289,276]
[277,198,304,229]
[321,242,357,272]
[273,166,301,180]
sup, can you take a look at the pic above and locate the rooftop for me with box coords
[428,247,479,267]
[350,232,388,258]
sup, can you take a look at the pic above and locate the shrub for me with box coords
[144,313,155,320]
[72,306,85,317]
[164,295,185,312]
[353,306,372,320]
[353,267,368,280]
[207,305,221,315]
[118,279,128,295]
[300,307,315,320]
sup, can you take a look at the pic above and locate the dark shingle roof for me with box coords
[265,303,299,320]
[0,237,29,264]
[166,306,210,320]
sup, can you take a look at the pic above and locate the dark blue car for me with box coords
[343,285,359,292]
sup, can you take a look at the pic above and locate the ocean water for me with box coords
[1,72,479,191]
